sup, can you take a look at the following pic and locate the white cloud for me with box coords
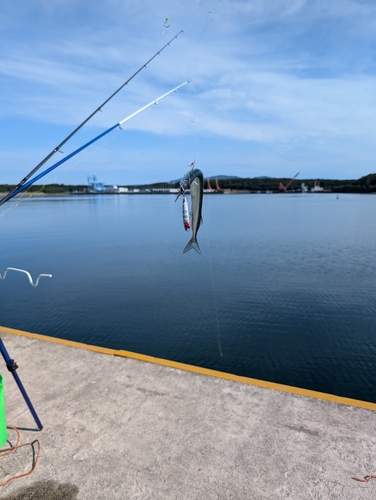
[1,0,376,184]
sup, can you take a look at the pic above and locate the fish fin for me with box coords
[183,239,201,254]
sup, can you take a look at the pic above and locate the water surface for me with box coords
[0,193,375,402]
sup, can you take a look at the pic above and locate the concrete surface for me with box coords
[0,330,375,499]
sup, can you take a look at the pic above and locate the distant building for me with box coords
[87,175,118,193]
[87,174,106,193]
[311,181,324,192]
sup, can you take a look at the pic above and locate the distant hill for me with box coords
[169,174,240,184]
[207,175,240,180]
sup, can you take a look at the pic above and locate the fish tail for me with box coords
[183,239,201,254]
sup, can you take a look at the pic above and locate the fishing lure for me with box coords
[182,194,190,231]
[175,162,193,231]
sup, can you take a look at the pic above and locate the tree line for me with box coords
[139,173,376,193]
[0,183,87,194]
[1,174,376,194]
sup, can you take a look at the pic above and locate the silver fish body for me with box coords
[183,168,204,254]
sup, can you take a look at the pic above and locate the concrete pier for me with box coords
[0,327,375,499]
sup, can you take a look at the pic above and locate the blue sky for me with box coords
[1,0,376,186]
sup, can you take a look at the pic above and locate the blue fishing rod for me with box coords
[0,338,43,430]
[9,81,189,199]
[0,82,188,432]
[0,263,49,431]
[0,31,183,207]
[0,81,188,429]
[0,32,184,429]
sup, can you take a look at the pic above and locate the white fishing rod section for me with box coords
[0,31,184,208]
[118,81,188,128]
[10,81,189,198]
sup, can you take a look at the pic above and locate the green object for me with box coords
[0,375,8,447]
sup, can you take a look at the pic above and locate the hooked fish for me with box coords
[183,168,204,254]
[182,195,191,231]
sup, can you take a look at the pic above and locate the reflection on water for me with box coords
[0,193,375,402]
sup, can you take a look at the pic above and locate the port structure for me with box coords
[206,177,223,193]
[279,172,300,192]
[215,178,223,192]
[206,178,215,192]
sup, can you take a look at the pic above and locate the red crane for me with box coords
[215,178,223,192]
[279,172,299,191]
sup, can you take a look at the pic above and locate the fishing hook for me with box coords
[0,268,52,287]
[174,162,195,202]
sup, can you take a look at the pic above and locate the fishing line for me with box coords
[7,127,105,204]
[0,137,119,218]
[180,26,197,160]
[195,0,221,356]
[162,0,185,34]
[197,0,212,13]
[44,127,124,186]
[205,227,223,357]
[0,31,184,208]
[176,0,220,355]
[0,83,188,220]
[0,128,123,218]
[161,0,210,164]
[190,0,212,155]
[0,187,35,219]
[27,104,148,195]
[199,8,212,39]
[49,97,164,185]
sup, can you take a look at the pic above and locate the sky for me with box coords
[1,0,376,186]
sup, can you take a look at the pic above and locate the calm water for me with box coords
[0,193,375,402]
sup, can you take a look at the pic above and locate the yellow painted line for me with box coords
[115,349,376,411]
[0,325,116,356]
[1,325,376,412]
